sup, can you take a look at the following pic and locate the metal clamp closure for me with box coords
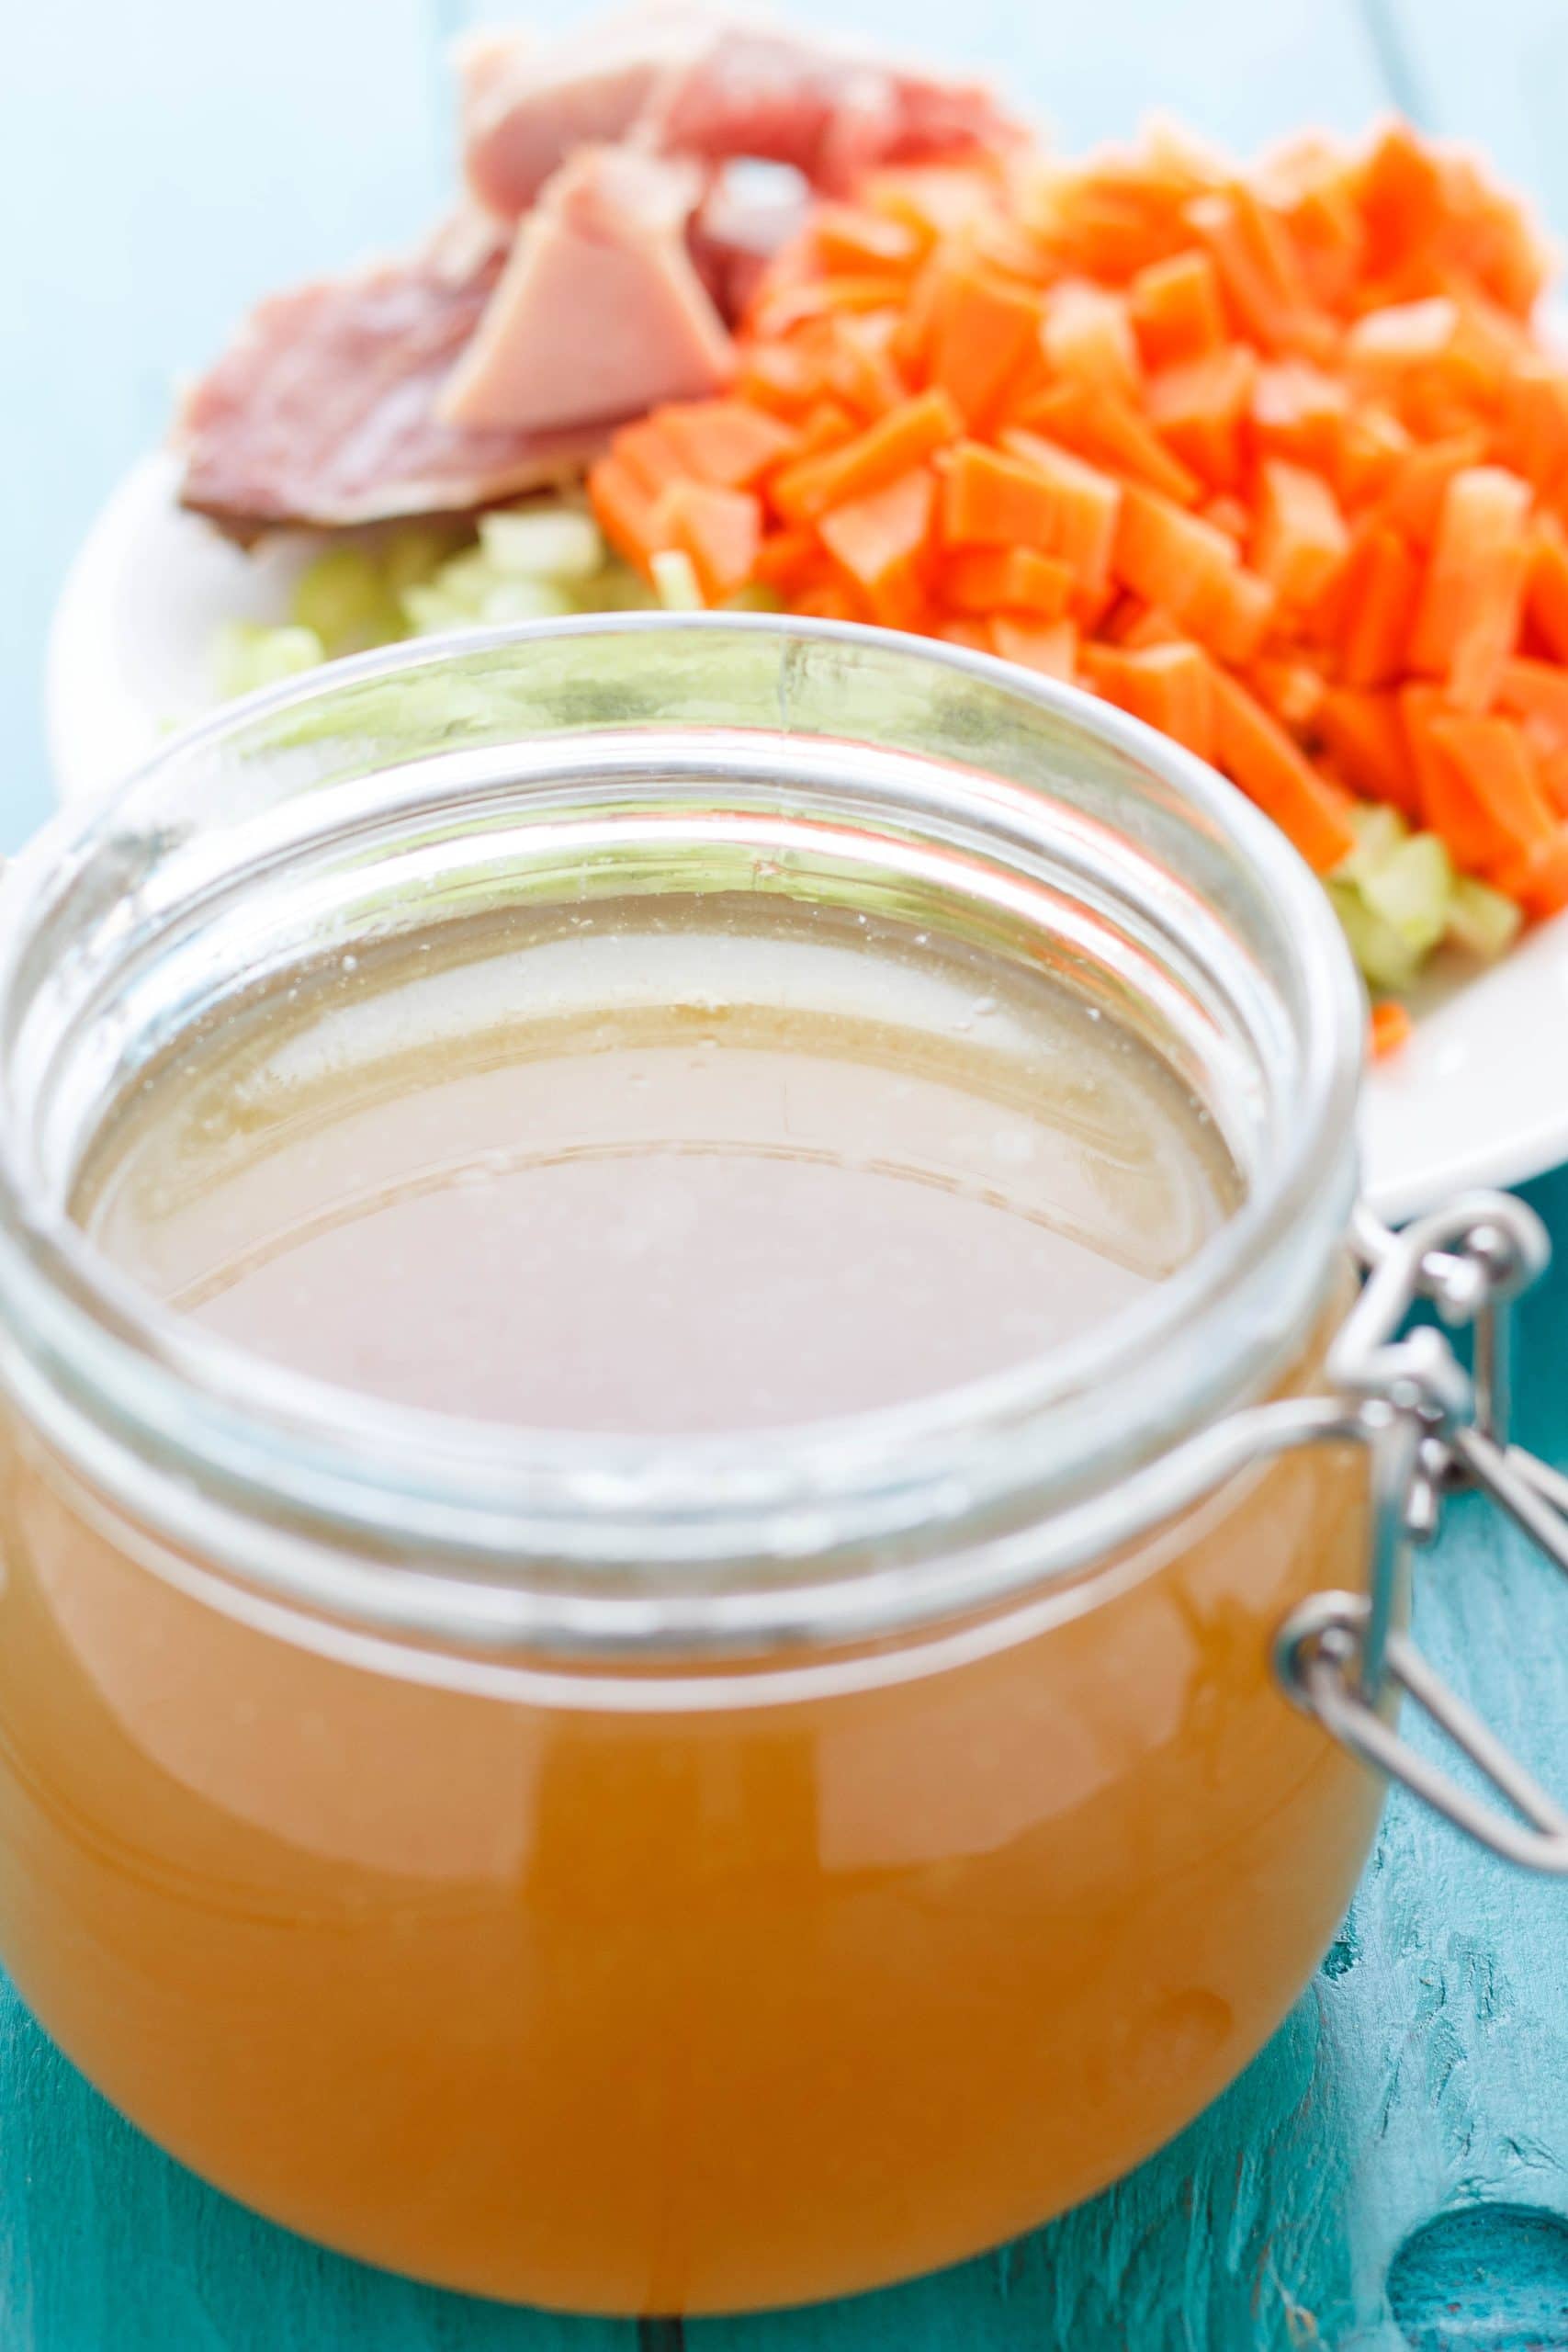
[1274,1192,1568,1874]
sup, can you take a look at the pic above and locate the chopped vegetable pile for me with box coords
[216,118,1568,1045]
[581,119,1568,1024]
[214,500,672,704]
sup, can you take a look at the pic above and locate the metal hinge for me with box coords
[1274,1192,1568,1874]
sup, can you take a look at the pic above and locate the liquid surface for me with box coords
[76,896,1238,1431]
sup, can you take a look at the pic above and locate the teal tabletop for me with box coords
[7,4,1568,2346]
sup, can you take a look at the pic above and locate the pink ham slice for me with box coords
[439,148,732,435]
[178,222,612,531]
[462,9,1021,221]
[645,24,1020,196]
[175,8,1021,532]
[460,3,714,221]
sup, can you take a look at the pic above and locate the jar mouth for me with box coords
[0,616,1363,1654]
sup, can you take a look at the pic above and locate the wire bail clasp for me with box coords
[1275,1191,1568,1873]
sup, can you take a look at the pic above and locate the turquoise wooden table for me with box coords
[7,4,1568,2345]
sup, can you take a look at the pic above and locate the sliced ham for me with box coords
[645,23,1020,195]
[175,6,1021,533]
[178,227,612,532]
[462,8,1020,220]
[439,148,732,435]
[460,4,714,221]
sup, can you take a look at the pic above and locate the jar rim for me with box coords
[0,616,1363,1657]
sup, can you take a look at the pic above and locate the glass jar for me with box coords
[0,618,1545,2317]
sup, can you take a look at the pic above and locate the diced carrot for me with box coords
[1145,346,1257,491]
[1408,465,1531,710]
[750,273,908,339]
[1186,183,1326,355]
[924,259,1046,426]
[1527,524,1568,662]
[987,616,1079,681]
[941,442,1062,551]
[614,419,689,497]
[1208,667,1358,870]
[651,482,762,605]
[1113,485,1276,662]
[888,257,947,379]
[1085,640,1215,761]
[998,430,1122,598]
[1041,280,1142,397]
[942,547,1073,618]
[1127,251,1227,368]
[1498,355,1568,496]
[1497,655,1568,743]
[1201,494,1251,542]
[818,467,936,628]
[589,455,659,575]
[820,315,908,420]
[654,402,799,489]
[1538,743,1568,818]
[1186,550,1278,668]
[784,401,860,468]
[1359,124,1449,281]
[1400,683,1455,819]
[735,342,825,420]
[1252,458,1349,605]
[1250,360,1349,473]
[1492,826,1568,918]
[1371,428,1491,548]
[771,390,962,523]
[616,111,1568,972]
[753,526,828,594]
[1345,295,1460,390]
[811,204,922,276]
[1316,686,1420,816]
[1423,712,1557,869]
[1279,167,1366,312]
[864,164,1001,248]
[1015,380,1200,503]
[795,579,869,624]
[1370,1000,1412,1058]
[1336,404,1413,506]
[1116,604,1187,649]
[1250,655,1326,732]
[1337,527,1421,689]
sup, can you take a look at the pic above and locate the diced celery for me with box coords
[289,547,403,655]
[400,583,477,636]
[479,507,604,581]
[1358,831,1453,956]
[580,563,657,612]
[1446,875,1524,961]
[380,521,468,597]
[1334,801,1408,884]
[1328,879,1424,992]
[479,577,576,624]
[652,549,704,611]
[423,548,499,616]
[214,620,324,699]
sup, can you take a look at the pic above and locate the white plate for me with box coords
[47,453,1568,1221]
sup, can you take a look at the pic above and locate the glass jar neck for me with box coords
[0,618,1362,1659]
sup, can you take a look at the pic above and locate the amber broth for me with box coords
[0,890,1373,2312]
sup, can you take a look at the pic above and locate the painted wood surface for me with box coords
[6,3,1568,2346]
